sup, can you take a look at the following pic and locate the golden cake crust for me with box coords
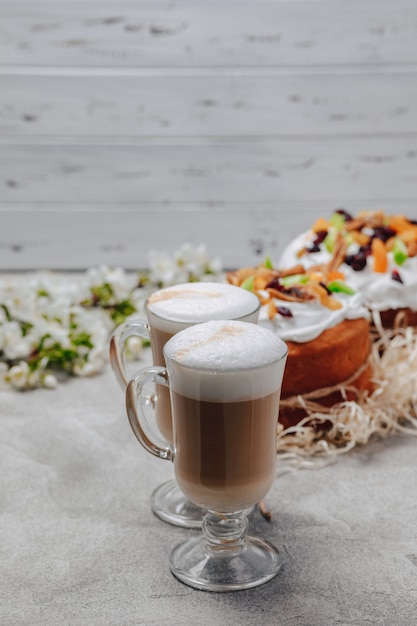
[279,317,373,429]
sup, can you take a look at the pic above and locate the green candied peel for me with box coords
[329,212,346,230]
[327,280,356,295]
[264,255,274,269]
[323,228,337,253]
[241,275,255,291]
[280,273,310,287]
[324,211,356,252]
[392,237,408,266]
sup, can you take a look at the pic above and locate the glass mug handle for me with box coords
[110,320,150,389]
[126,366,174,462]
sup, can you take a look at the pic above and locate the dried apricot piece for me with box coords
[350,230,370,247]
[399,227,417,243]
[311,217,330,232]
[372,238,388,273]
[388,215,412,234]
[327,270,346,282]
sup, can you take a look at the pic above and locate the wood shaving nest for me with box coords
[276,325,417,469]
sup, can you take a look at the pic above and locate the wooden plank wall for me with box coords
[1,0,416,270]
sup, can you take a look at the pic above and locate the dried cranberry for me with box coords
[265,278,284,291]
[359,243,372,257]
[334,208,353,222]
[313,230,328,245]
[372,226,396,242]
[277,306,293,318]
[307,244,321,253]
[391,269,403,284]
[345,253,367,271]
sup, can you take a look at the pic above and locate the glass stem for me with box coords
[202,511,249,555]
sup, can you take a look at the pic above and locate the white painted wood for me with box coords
[0,1,416,68]
[2,200,412,271]
[0,0,416,270]
[1,73,416,138]
[1,139,416,203]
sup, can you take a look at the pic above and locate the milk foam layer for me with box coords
[147,282,260,333]
[280,232,417,313]
[164,320,288,402]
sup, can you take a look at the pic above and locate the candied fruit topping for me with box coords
[391,269,404,284]
[345,253,367,272]
[277,306,293,318]
[297,209,417,273]
[313,230,328,246]
[371,238,388,273]
[372,226,396,243]
[311,217,330,232]
[327,281,356,295]
[392,237,409,266]
[334,208,354,222]
[226,254,355,321]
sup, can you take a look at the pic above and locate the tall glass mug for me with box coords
[126,320,288,591]
[109,282,260,528]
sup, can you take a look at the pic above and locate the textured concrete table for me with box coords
[2,351,417,626]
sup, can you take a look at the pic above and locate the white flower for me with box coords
[175,243,208,277]
[87,265,135,302]
[126,336,143,359]
[7,361,30,389]
[148,251,179,286]
[43,373,58,389]
[0,247,220,391]
[149,244,223,287]
[2,322,32,360]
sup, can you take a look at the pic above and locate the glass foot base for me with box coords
[169,535,282,592]
[151,479,205,529]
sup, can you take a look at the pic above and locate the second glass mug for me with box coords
[109,282,261,528]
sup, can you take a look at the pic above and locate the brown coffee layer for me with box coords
[172,391,280,512]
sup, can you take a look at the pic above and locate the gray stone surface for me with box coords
[2,354,417,626]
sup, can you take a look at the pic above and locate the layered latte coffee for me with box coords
[145,283,260,441]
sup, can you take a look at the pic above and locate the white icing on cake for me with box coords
[258,290,369,343]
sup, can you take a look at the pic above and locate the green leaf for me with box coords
[91,283,114,305]
[71,332,94,349]
[20,320,34,337]
[111,299,137,325]
[1,304,11,321]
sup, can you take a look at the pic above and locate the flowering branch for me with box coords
[0,244,222,390]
